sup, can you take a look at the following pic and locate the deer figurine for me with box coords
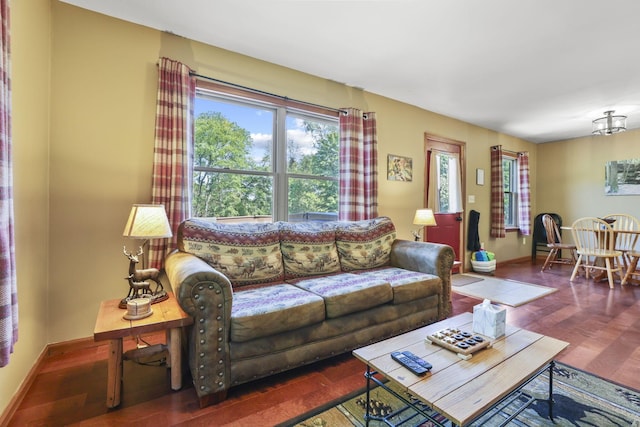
[123,246,164,300]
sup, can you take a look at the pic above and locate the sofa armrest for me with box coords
[389,239,455,318]
[165,250,233,400]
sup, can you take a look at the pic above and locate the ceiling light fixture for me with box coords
[592,110,627,136]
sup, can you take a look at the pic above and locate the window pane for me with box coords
[502,157,517,227]
[286,114,339,178]
[193,85,339,223]
[195,97,273,171]
[288,177,338,221]
[502,159,512,192]
[504,193,512,225]
[192,171,273,219]
[437,154,450,212]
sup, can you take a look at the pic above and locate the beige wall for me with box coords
[537,129,640,229]
[3,0,547,416]
[0,0,51,416]
[44,0,538,347]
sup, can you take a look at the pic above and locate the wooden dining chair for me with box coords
[603,213,640,271]
[621,250,640,285]
[570,217,622,289]
[541,214,577,272]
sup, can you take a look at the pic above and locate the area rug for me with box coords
[451,273,485,287]
[285,362,640,427]
[451,276,557,307]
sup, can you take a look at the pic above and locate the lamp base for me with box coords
[118,289,169,309]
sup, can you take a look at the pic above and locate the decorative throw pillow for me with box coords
[279,222,341,279]
[177,219,284,287]
[335,216,396,271]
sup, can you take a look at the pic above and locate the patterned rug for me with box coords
[284,362,640,427]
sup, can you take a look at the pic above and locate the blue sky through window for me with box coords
[194,96,335,163]
[195,97,273,163]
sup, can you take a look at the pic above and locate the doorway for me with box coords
[423,134,466,269]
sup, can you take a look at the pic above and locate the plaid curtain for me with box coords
[338,108,378,220]
[0,0,16,367]
[517,152,531,235]
[149,58,195,269]
[490,145,505,238]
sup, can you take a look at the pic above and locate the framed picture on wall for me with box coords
[387,154,413,182]
[605,158,640,195]
[476,168,485,186]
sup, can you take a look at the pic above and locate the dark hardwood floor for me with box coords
[6,259,640,426]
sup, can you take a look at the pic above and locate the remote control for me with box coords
[403,351,433,371]
[391,351,432,375]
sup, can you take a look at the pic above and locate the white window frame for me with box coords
[194,80,340,222]
[503,155,518,228]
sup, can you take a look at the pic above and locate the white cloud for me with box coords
[287,128,315,156]
[250,133,272,162]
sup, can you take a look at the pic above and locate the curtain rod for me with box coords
[190,71,347,115]
[491,145,524,156]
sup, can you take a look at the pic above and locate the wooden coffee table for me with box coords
[353,312,569,426]
[93,292,193,408]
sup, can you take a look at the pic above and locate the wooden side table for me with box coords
[93,292,193,408]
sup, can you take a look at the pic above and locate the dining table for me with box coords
[560,225,640,285]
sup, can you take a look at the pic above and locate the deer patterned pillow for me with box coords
[178,219,284,287]
[279,222,341,280]
[335,217,397,271]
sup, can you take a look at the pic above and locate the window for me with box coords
[431,151,463,213]
[193,82,339,223]
[503,155,517,227]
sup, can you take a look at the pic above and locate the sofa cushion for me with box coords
[291,273,392,318]
[335,216,396,271]
[354,267,442,304]
[279,222,341,279]
[177,219,284,287]
[230,283,325,342]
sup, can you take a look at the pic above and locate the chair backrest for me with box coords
[542,214,562,245]
[603,213,640,251]
[571,217,616,253]
[532,212,563,259]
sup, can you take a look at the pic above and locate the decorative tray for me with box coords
[426,327,492,360]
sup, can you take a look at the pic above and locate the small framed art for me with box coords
[605,158,640,195]
[387,154,413,182]
[476,168,485,186]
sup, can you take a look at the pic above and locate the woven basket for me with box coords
[471,259,496,273]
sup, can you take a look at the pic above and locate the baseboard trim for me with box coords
[0,336,97,427]
[459,256,536,273]
[497,256,532,266]
[46,336,100,357]
[0,345,48,427]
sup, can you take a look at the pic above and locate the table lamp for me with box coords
[412,209,437,241]
[121,204,173,308]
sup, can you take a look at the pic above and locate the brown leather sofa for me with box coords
[165,216,454,407]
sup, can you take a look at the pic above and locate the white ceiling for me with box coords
[61,0,640,143]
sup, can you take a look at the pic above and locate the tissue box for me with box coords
[473,299,506,338]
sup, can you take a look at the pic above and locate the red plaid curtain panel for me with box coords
[338,108,378,221]
[149,58,195,269]
[0,0,17,367]
[517,152,531,235]
[490,145,505,238]
[490,146,531,238]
